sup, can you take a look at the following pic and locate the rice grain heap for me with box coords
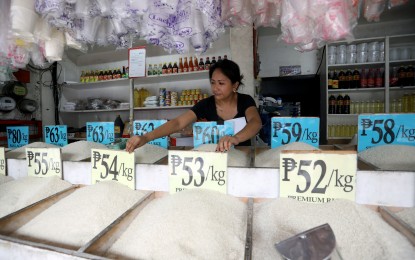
[192,144,250,167]
[134,143,168,164]
[252,198,415,259]
[14,181,146,248]
[6,142,59,159]
[0,174,14,185]
[358,145,415,171]
[108,189,247,259]
[396,207,415,230]
[255,142,319,168]
[61,141,107,161]
[0,176,72,218]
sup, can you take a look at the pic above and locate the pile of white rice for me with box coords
[108,189,247,259]
[61,141,107,161]
[14,181,146,248]
[395,207,415,230]
[192,144,250,167]
[252,198,415,259]
[134,143,168,164]
[358,145,415,171]
[6,142,59,159]
[255,142,319,168]
[0,174,14,185]
[0,176,72,218]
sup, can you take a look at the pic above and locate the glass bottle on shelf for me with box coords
[147,64,153,76]
[345,69,352,89]
[390,67,399,87]
[188,57,194,72]
[198,58,204,71]
[329,94,336,114]
[350,101,355,114]
[355,101,360,114]
[397,98,402,112]
[391,99,397,113]
[343,94,350,114]
[158,63,163,75]
[94,70,99,81]
[338,70,345,89]
[336,94,343,114]
[178,58,184,73]
[162,63,168,74]
[122,66,126,78]
[328,70,333,89]
[173,62,178,73]
[367,68,375,88]
[402,93,409,112]
[370,100,375,113]
[194,57,199,71]
[211,56,217,64]
[98,70,104,81]
[406,65,414,86]
[360,68,367,88]
[167,62,173,74]
[332,70,339,89]
[375,68,384,88]
[80,70,85,83]
[205,57,211,70]
[352,68,360,89]
[375,100,381,113]
[183,57,189,72]
[398,66,407,86]
[153,64,158,76]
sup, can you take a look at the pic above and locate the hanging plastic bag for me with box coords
[388,0,408,8]
[364,0,386,22]
[44,28,65,62]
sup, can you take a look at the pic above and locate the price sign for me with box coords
[133,120,168,148]
[193,121,234,148]
[86,122,115,145]
[0,147,6,176]
[169,150,228,194]
[271,117,319,149]
[44,125,68,147]
[91,149,135,190]
[358,114,415,152]
[280,150,356,203]
[26,148,62,178]
[7,126,29,149]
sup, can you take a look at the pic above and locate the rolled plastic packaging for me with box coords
[11,5,40,42]
[95,0,111,16]
[11,45,30,68]
[254,0,281,28]
[388,0,408,8]
[0,0,11,55]
[33,18,52,42]
[30,43,49,68]
[81,16,101,43]
[13,0,36,9]
[110,18,128,36]
[222,0,253,26]
[129,0,149,15]
[65,31,87,52]
[96,18,109,46]
[364,0,386,22]
[44,28,65,62]
[74,0,90,18]
[35,0,63,16]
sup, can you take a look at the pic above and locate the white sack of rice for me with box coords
[61,141,107,161]
[396,207,415,230]
[253,198,415,259]
[6,142,59,159]
[0,176,72,218]
[255,142,319,168]
[0,174,14,185]
[358,145,415,171]
[14,181,146,248]
[134,143,168,164]
[108,189,247,259]
[192,144,250,167]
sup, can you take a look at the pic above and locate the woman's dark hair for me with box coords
[209,59,244,87]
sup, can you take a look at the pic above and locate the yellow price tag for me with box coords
[0,147,6,176]
[26,148,62,178]
[279,150,356,203]
[91,149,135,190]
[169,150,228,194]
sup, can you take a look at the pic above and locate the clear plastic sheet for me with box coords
[364,0,387,22]
[388,0,408,9]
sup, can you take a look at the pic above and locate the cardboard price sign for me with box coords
[271,117,319,149]
[0,147,6,176]
[44,125,68,147]
[26,148,62,178]
[91,149,135,190]
[7,126,29,149]
[86,122,115,145]
[133,120,168,148]
[280,150,356,203]
[169,150,228,194]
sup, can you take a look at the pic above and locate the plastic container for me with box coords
[368,51,380,62]
[357,52,368,63]
[328,54,336,65]
[337,45,347,54]
[357,43,368,52]
[328,46,337,55]
[347,44,356,53]
[347,52,356,64]
[368,41,380,51]
[400,47,410,60]
[390,48,400,61]
[336,53,346,64]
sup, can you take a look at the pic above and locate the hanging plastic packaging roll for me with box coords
[11,5,40,43]
[30,42,48,68]
[11,45,31,68]
[33,18,52,42]
[364,0,387,22]
[65,31,87,52]
[44,28,64,62]
[0,0,11,55]
[388,0,408,8]
[96,18,109,46]
[80,16,101,43]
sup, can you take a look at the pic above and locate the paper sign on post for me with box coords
[44,125,68,147]
[0,147,6,176]
[133,120,168,148]
[128,46,146,78]
[280,150,356,203]
[26,148,63,178]
[358,114,415,152]
[169,150,228,194]
[193,121,234,148]
[91,149,135,190]
[86,122,115,145]
[7,126,29,149]
[271,117,319,149]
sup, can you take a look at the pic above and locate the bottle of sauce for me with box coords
[89,70,95,82]
[173,62,178,73]
[114,115,124,139]
[352,68,360,89]
[398,65,407,86]
[336,94,344,114]
[122,66,126,78]
[332,70,339,89]
[345,69,353,89]
[218,56,222,62]
[338,70,345,89]
[94,70,99,82]
[98,70,104,81]
[80,71,85,83]
[205,57,211,70]
[183,57,189,72]
[343,94,350,114]
[167,62,173,74]
[194,57,198,71]
[406,65,414,86]
[158,63,163,75]
[367,68,375,88]
[224,55,228,60]
[162,63,168,74]
[178,58,184,73]
[328,70,333,89]
[188,57,194,72]
[375,68,384,88]
[329,94,336,114]
[211,56,217,64]
[198,58,204,71]
[147,64,153,76]
[360,68,367,88]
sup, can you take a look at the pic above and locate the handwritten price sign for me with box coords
[91,149,135,190]
[86,122,115,144]
[271,117,319,149]
[133,120,168,148]
[358,114,415,152]
[169,150,228,194]
[26,148,62,178]
[280,150,356,203]
[7,126,29,149]
[193,121,234,148]
[0,147,6,176]
[44,125,67,147]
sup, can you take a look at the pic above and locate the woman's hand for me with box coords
[216,135,240,152]
[126,135,149,153]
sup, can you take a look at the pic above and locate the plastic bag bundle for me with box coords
[44,28,65,62]
[11,0,40,43]
[221,0,254,27]
[30,42,49,68]
[364,0,387,22]
[388,0,408,8]
[254,0,282,28]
